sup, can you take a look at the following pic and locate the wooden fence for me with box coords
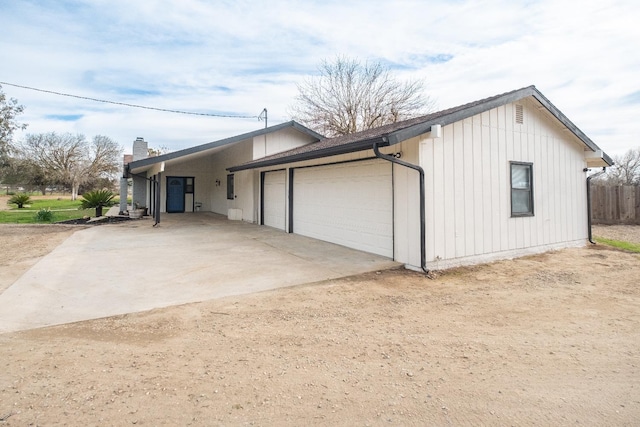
[591,185,640,225]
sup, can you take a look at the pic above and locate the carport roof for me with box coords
[127,120,324,174]
[228,85,613,172]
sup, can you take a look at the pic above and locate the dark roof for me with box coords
[229,85,612,172]
[127,120,323,171]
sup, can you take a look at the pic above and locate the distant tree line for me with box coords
[0,84,122,199]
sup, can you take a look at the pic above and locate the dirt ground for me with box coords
[0,224,639,425]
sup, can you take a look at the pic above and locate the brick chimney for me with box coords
[132,137,148,161]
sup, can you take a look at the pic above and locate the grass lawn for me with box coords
[594,237,640,253]
[1,197,123,224]
[0,209,96,224]
[19,198,83,210]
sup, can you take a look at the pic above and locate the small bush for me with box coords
[34,208,54,223]
[8,193,32,209]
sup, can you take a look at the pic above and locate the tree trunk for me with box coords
[71,182,79,201]
[96,206,103,217]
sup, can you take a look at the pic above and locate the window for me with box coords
[227,174,234,200]
[185,177,194,194]
[511,162,533,216]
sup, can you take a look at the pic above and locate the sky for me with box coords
[0,0,638,158]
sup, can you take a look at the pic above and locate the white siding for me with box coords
[393,140,421,268]
[418,99,589,269]
[253,127,317,160]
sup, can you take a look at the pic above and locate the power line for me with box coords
[0,81,259,119]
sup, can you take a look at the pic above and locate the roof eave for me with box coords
[603,152,614,166]
[128,120,323,171]
[529,91,600,152]
[228,137,388,172]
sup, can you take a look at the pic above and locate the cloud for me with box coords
[45,114,84,121]
[1,0,638,156]
[620,91,640,105]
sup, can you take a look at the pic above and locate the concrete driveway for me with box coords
[0,213,399,333]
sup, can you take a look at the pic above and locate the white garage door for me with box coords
[262,170,287,230]
[293,160,393,257]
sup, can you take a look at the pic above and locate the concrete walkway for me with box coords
[0,213,399,333]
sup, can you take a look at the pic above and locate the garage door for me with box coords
[262,170,287,230]
[293,160,393,257]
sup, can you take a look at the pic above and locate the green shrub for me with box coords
[79,189,116,217]
[34,208,54,223]
[8,193,31,209]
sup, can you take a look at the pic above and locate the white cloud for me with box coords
[1,0,637,156]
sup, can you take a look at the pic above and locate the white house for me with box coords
[126,85,612,271]
[125,121,323,220]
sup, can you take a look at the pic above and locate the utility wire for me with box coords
[0,81,259,119]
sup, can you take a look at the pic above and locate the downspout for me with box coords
[586,167,606,244]
[373,140,428,274]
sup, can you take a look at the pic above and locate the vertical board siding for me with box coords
[472,117,484,254]
[424,137,436,262]
[420,99,589,264]
[497,106,509,251]
[443,120,456,259]
[452,122,466,257]
[432,130,445,260]
[490,119,501,253]
[462,119,475,257]
[393,139,421,267]
[481,111,493,254]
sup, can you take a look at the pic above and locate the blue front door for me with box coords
[167,177,185,213]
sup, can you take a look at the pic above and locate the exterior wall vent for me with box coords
[515,104,524,124]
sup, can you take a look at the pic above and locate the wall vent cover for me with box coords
[515,104,524,124]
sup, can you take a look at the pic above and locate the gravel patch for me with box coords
[592,224,640,244]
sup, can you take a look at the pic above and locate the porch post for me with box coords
[155,172,162,225]
[119,177,128,215]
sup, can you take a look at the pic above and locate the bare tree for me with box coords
[290,57,434,137]
[148,145,170,157]
[19,133,122,199]
[0,84,27,178]
[0,85,27,149]
[596,147,640,186]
